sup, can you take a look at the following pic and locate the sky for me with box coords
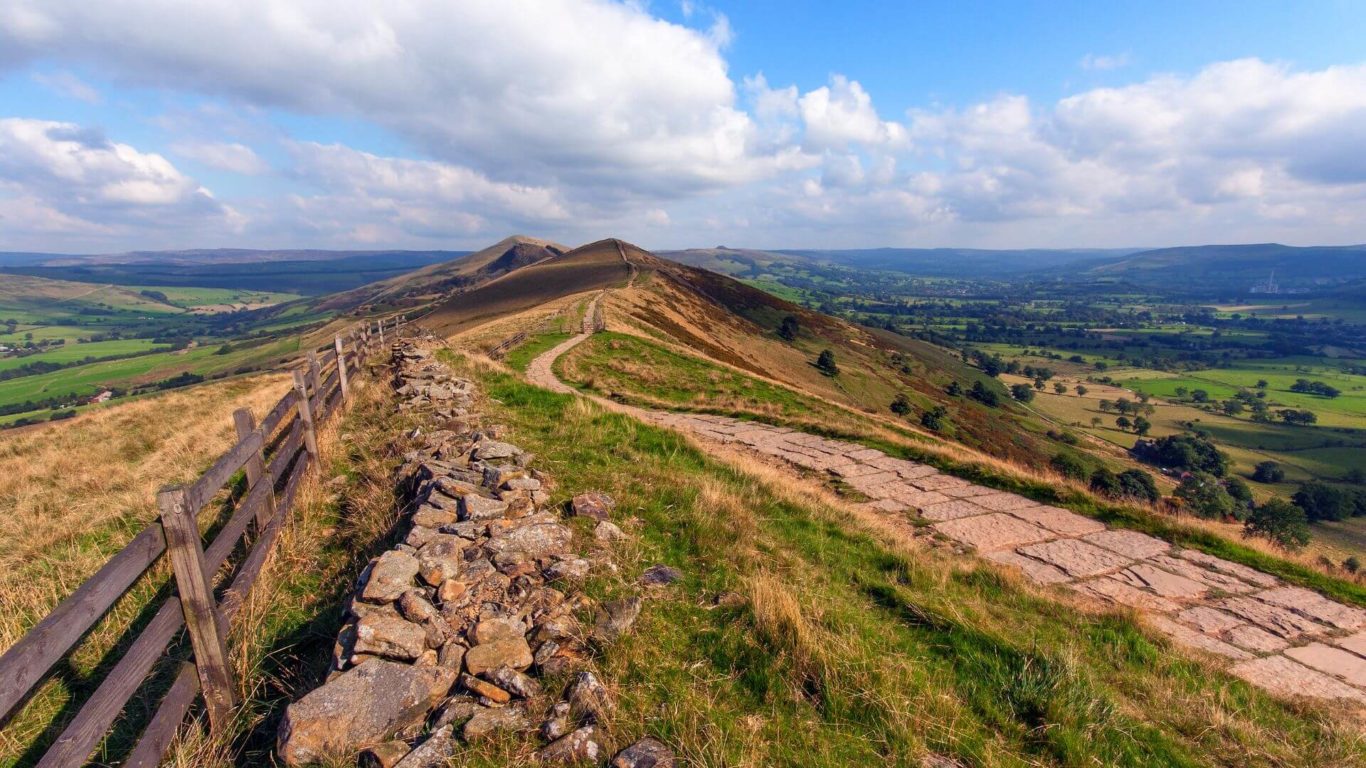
[2,1,1366,253]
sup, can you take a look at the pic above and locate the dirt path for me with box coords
[519,293,1366,708]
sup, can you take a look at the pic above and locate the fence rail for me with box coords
[0,314,406,768]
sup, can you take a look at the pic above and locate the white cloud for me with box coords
[171,141,270,175]
[799,75,908,151]
[31,70,100,103]
[1080,52,1131,72]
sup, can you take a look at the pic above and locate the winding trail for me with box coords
[519,285,1366,709]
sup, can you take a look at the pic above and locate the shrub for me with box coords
[889,393,912,416]
[968,381,1000,407]
[778,315,799,342]
[815,350,838,377]
[1089,468,1121,497]
[920,405,947,431]
[1116,469,1160,503]
[1252,461,1285,483]
[1131,433,1229,476]
[1010,383,1035,402]
[1050,452,1088,480]
[1293,482,1356,522]
[1244,499,1311,551]
[1174,472,1236,519]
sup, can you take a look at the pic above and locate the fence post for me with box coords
[233,408,276,528]
[157,486,236,731]
[292,370,320,460]
[334,335,350,401]
[378,319,385,344]
[307,351,322,399]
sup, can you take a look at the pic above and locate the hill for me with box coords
[1076,243,1366,292]
[662,246,1133,280]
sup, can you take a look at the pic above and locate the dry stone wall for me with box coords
[277,337,675,767]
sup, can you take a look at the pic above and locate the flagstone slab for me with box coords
[1113,563,1208,599]
[1216,596,1327,639]
[971,493,1039,513]
[892,489,951,509]
[1146,555,1259,595]
[912,474,973,491]
[1147,615,1252,660]
[831,462,888,479]
[1226,624,1289,653]
[1084,529,1170,559]
[985,550,1072,585]
[1333,631,1366,659]
[1177,550,1279,588]
[1175,606,1244,635]
[918,499,991,522]
[1254,587,1366,631]
[1018,539,1132,578]
[1006,505,1106,537]
[895,464,940,481]
[939,484,998,499]
[1229,655,1366,703]
[1075,577,1181,614]
[869,498,909,513]
[932,513,1054,552]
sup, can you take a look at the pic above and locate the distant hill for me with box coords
[663,246,1134,279]
[0,249,463,295]
[1074,243,1366,292]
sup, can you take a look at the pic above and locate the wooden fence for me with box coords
[0,315,405,767]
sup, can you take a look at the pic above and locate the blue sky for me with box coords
[1,1,1365,252]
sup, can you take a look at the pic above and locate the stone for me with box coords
[1225,625,1288,653]
[1228,655,1366,704]
[1216,596,1327,639]
[463,706,529,742]
[593,596,643,644]
[893,490,952,509]
[1018,539,1131,579]
[438,641,467,670]
[277,660,455,765]
[1145,616,1252,660]
[932,513,1053,552]
[545,557,591,582]
[1177,549,1279,588]
[417,535,464,587]
[474,440,521,460]
[970,493,1038,513]
[541,701,573,740]
[611,737,676,768]
[566,670,613,723]
[393,725,455,768]
[1083,530,1170,559]
[595,520,626,542]
[412,505,458,529]
[1112,564,1207,599]
[1073,577,1180,613]
[1284,643,1366,688]
[869,498,908,513]
[399,590,449,643]
[460,494,510,521]
[537,726,601,763]
[464,637,534,675]
[486,523,574,558]
[984,550,1071,585]
[570,491,616,521]
[1174,606,1243,635]
[1005,506,1106,537]
[460,673,512,705]
[484,664,541,698]
[354,613,428,661]
[359,741,411,768]
[917,500,989,522]
[437,579,467,604]
[361,551,421,603]
[404,525,441,549]
[1334,630,1366,658]
[431,695,479,729]
[469,617,524,645]
[912,474,972,492]
[1147,555,1258,594]
[640,564,683,587]
[1254,587,1366,631]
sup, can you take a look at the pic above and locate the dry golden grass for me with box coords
[0,374,290,650]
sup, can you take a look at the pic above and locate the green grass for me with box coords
[436,349,1364,767]
[502,331,573,372]
[0,340,169,373]
[129,286,301,308]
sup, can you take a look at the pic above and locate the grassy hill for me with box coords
[1078,243,1366,291]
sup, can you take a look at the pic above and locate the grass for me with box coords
[503,331,573,372]
[0,339,170,373]
[435,349,1365,767]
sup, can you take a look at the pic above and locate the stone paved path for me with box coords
[519,290,1366,708]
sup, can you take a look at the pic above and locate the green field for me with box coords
[132,286,301,309]
[0,339,169,373]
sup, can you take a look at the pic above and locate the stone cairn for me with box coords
[277,337,676,767]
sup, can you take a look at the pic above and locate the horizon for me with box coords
[3,2,1366,253]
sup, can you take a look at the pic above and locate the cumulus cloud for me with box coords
[0,118,237,247]
[171,141,270,175]
[799,75,908,151]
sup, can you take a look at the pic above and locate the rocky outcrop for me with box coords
[278,337,676,767]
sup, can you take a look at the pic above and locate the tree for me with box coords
[1255,379,1268,389]
[969,381,1000,407]
[1244,499,1311,551]
[1050,452,1088,480]
[1053,382,1068,395]
[1115,415,1132,430]
[1117,469,1160,503]
[1010,383,1036,402]
[1221,400,1244,416]
[1290,379,1340,398]
[1131,416,1151,436]
[1089,468,1122,497]
[1224,477,1254,519]
[1175,472,1236,519]
[921,405,947,431]
[946,381,963,397]
[1098,400,1114,413]
[1075,384,1088,396]
[815,349,838,377]
[1174,386,1188,398]
[1293,482,1355,522]
[889,392,912,416]
[1131,433,1229,476]
[778,315,800,342]
[1090,416,1102,428]
[1191,389,1210,403]
[1252,461,1285,483]
[1277,408,1317,425]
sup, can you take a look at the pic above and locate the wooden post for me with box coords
[307,351,322,399]
[157,486,235,731]
[292,370,319,461]
[232,409,276,528]
[377,319,385,344]
[334,335,350,400]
